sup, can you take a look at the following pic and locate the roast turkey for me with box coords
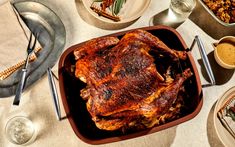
[74,29,192,131]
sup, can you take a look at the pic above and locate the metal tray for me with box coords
[0,1,66,97]
[198,0,235,27]
[58,25,203,145]
[189,0,235,39]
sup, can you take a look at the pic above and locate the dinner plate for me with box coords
[0,1,66,97]
[81,0,151,24]
[214,86,235,147]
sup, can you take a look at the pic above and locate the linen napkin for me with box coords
[0,2,40,74]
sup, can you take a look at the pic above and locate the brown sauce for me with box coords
[216,42,235,66]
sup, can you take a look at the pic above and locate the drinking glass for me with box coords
[5,116,37,145]
[168,0,196,22]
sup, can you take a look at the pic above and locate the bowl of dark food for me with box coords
[58,25,203,144]
[199,0,235,26]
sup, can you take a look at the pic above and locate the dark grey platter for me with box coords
[0,1,66,97]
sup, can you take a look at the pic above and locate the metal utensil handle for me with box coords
[190,35,216,86]
[47,68,62,121]
[13,68,27,105]
[13,53,32,105]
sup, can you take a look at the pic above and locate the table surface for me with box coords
[0,0,234,146]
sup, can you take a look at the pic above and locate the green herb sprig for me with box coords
[112,0,126,15]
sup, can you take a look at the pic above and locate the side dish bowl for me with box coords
[58,25,203,144]
[214,86,235,147]
[81,0,151,24]
[199,0,235,27]
[213,36,235,69]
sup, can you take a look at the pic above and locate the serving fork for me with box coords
[13,33,37,105]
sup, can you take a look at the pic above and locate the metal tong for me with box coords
[13,33,37,105]
[190,35,216,87]
[47,68,62,121]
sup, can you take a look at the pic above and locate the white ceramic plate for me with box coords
[214,86,235,147]
[82,0,151,24]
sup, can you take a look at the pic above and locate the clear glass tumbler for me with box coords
[5,116,37,145]
[169,0,196,22]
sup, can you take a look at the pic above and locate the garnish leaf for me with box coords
[113,0,126,15]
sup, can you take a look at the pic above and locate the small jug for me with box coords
[213,36,235,69]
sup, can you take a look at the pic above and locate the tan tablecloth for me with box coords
[0,0,234,147]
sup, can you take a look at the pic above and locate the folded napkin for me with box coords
[0,2,40,73]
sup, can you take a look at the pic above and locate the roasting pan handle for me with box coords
[189,36,216,87]
[47,68,63,121]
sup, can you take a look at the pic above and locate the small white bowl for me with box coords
[81,0,151,24]
[213,36,235,69]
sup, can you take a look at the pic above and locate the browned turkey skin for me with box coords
[74,29,192,131]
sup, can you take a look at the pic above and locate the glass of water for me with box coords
[169,0,196,22]
[5,116,37,145]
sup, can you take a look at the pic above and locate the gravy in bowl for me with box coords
[216,41,235,66]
